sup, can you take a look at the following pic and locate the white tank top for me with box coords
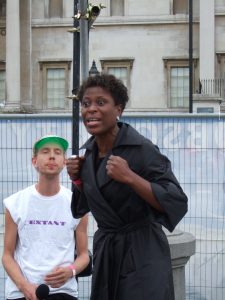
[4,185,80,299]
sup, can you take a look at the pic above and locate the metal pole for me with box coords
[189,0,193,113]
[72,0,80,155]
[79,0,89,81]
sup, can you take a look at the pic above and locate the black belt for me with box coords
[98,214,153,234]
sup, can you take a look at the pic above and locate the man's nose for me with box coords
[49,151,56,158]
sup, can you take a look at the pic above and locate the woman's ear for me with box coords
[117,104,123,118]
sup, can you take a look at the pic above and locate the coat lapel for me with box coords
[95,152,113,189]
[82,149,123,228]
[80,122,143,189]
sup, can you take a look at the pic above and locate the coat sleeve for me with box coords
[71,185,90,218]
[141,142,188,232]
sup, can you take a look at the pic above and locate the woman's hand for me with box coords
[106,155,133,184]
[66,156,85,181]
[106,155,164,212]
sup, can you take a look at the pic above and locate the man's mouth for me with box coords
[46,164,57,168]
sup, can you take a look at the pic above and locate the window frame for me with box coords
[170,66,189,108]
[164,57,198,110]
[100,58,134,93]
[44,0,63,18]
[110,0,124,16]
[39,60,71,111]
[0,0,6,18]
[0,61,6,103]
[172,0,189,15]
[217,52,225,79]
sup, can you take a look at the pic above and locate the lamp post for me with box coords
[70,2,104,154]
[89,60,100,76]
[72,0,80,155]
[80,0,89,81]
[189,0,193,113]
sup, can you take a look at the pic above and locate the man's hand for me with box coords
[19,281,37,300]
[44,266,73,288]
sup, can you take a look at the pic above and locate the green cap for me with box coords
[33,135,69,154]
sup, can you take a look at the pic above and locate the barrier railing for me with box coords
[0,114,224,300]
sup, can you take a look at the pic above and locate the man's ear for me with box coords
[63,157,66,167]
[32,156,37,167]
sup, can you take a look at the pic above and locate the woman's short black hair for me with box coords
[77,73,129,111]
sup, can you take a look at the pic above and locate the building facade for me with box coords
[0,0,225,113]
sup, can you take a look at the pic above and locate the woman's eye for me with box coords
[97,100,105,106]
[81,99,106,107]
[81,101,90,108]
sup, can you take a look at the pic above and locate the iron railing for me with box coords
[199,78,225,100]
[0,114,225,300]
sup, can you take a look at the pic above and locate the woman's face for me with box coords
[81,86,122,137]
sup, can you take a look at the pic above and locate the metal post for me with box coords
[79,0,89,81]
[72,0,80,155]
[71,1,103,154]
[189,0,193,113]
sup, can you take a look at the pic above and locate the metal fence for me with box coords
[0,113,225,300]
[199,78,225,100]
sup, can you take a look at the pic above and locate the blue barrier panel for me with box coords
[0,114,224,300]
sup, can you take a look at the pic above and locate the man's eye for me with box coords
[55,150,62,155]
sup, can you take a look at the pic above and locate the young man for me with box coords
[2,135,89,300]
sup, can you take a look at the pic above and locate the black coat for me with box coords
[71,122,188,300]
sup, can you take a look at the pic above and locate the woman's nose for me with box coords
[87,102,98,111]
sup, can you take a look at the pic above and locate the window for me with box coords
[0,0,6,17]
[217,52,225,79]
[108,67,128,86]
[173,0,188,14]
[164,58,198,109]
[48,0,63,18]
[39,61,71,111]
[110,0,124,16]
[0,64,5,103]
[100,59,133,91]
[46,68,65,109]
[170,67,189,108]
[100,59,133,108]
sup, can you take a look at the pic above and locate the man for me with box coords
[2,135,89,300]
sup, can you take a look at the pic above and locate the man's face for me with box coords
[32,143,66,176]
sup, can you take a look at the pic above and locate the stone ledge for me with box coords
[164,229,196,300]
[166,229,196,260]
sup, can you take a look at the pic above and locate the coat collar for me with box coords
[80,122,143,152]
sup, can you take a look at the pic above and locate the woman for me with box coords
[66,74,188,300]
